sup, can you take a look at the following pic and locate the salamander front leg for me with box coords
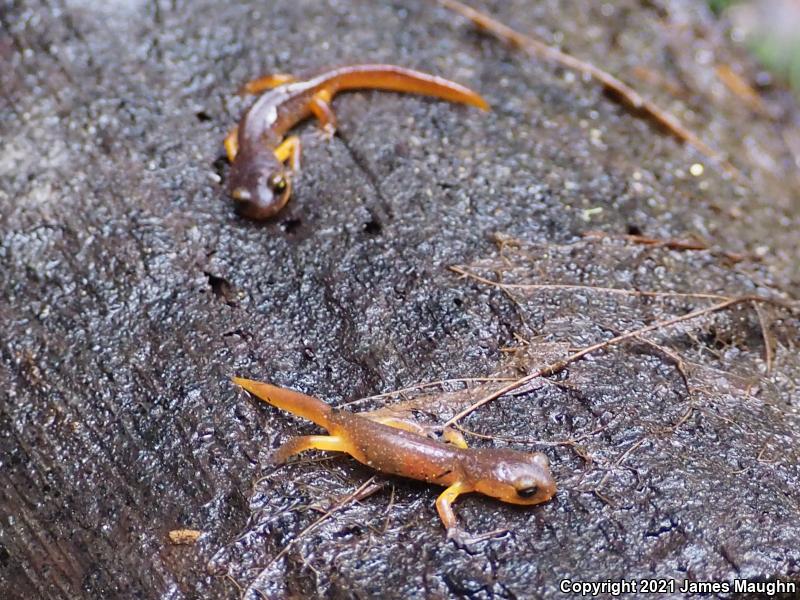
[273,135,302,172]
[437,482,504,549]
[367,416,431,436]
[273,434,346,464]
[239,73,297,95]
[224,126,239,162]
[309,89,337,139]
[435,481,470,539]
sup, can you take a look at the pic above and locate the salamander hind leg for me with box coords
[239,73,297,95]
[442,427,468,449]
[366,416,432,437]
[367,416,469,448]
[309,89,337,139]
[273,434,346,464]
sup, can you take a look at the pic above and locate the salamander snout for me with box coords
[509,453,557,505]
[229,160,292,220]
[474,450,557,506]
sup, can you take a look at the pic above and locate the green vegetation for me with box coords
[751,28,800,92]
[709,0,800,94]
[707,0,738,15]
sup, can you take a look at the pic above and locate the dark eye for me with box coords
[269,174,287,193]
[517,485,539,499]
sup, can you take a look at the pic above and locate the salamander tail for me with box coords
[232,377,333,429]
[331,65,490,111]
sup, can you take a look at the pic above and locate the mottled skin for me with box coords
[233,377,556,541]
[226,65,489,219]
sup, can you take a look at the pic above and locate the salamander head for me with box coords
[228,152,292,220]
[472,450,556,506]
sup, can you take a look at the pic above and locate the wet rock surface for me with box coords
[1,1,798,598]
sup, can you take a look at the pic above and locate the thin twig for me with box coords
[601,325,693,398]
[437,0,744,181]
[443,295,789,427]
[715,64,771,117]
[225,574,244,595]
[450,265,731,301]
[752,300,774,375]
[582,230,750,262]
[595,437,647,490]
[584,229,709,251]
[243,477,377,598]
[339,377,515,408]
[669,404,696,433]
[382,486,396,534]
[454,422,609,447]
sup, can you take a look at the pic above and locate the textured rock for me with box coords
[1,0,798,598]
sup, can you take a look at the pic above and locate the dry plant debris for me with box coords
[438,0,744,180]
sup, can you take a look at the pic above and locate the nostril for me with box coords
[231,187,252,201]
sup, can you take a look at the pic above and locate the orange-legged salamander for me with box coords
[233,377,556,542]
[225,65,489,220]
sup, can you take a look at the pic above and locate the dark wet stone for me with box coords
[1,1,798,598]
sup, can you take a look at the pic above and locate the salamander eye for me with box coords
[517,485,539,499]
[269,174,288,194]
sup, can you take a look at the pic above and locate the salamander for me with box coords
[224,65,489,220]
[233,377,556,542]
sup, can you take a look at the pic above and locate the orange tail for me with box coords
[325,64,489,111]
[232,377,332,429]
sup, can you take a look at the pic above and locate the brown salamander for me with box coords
[233,377,555,542]
[225,65,489,219]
